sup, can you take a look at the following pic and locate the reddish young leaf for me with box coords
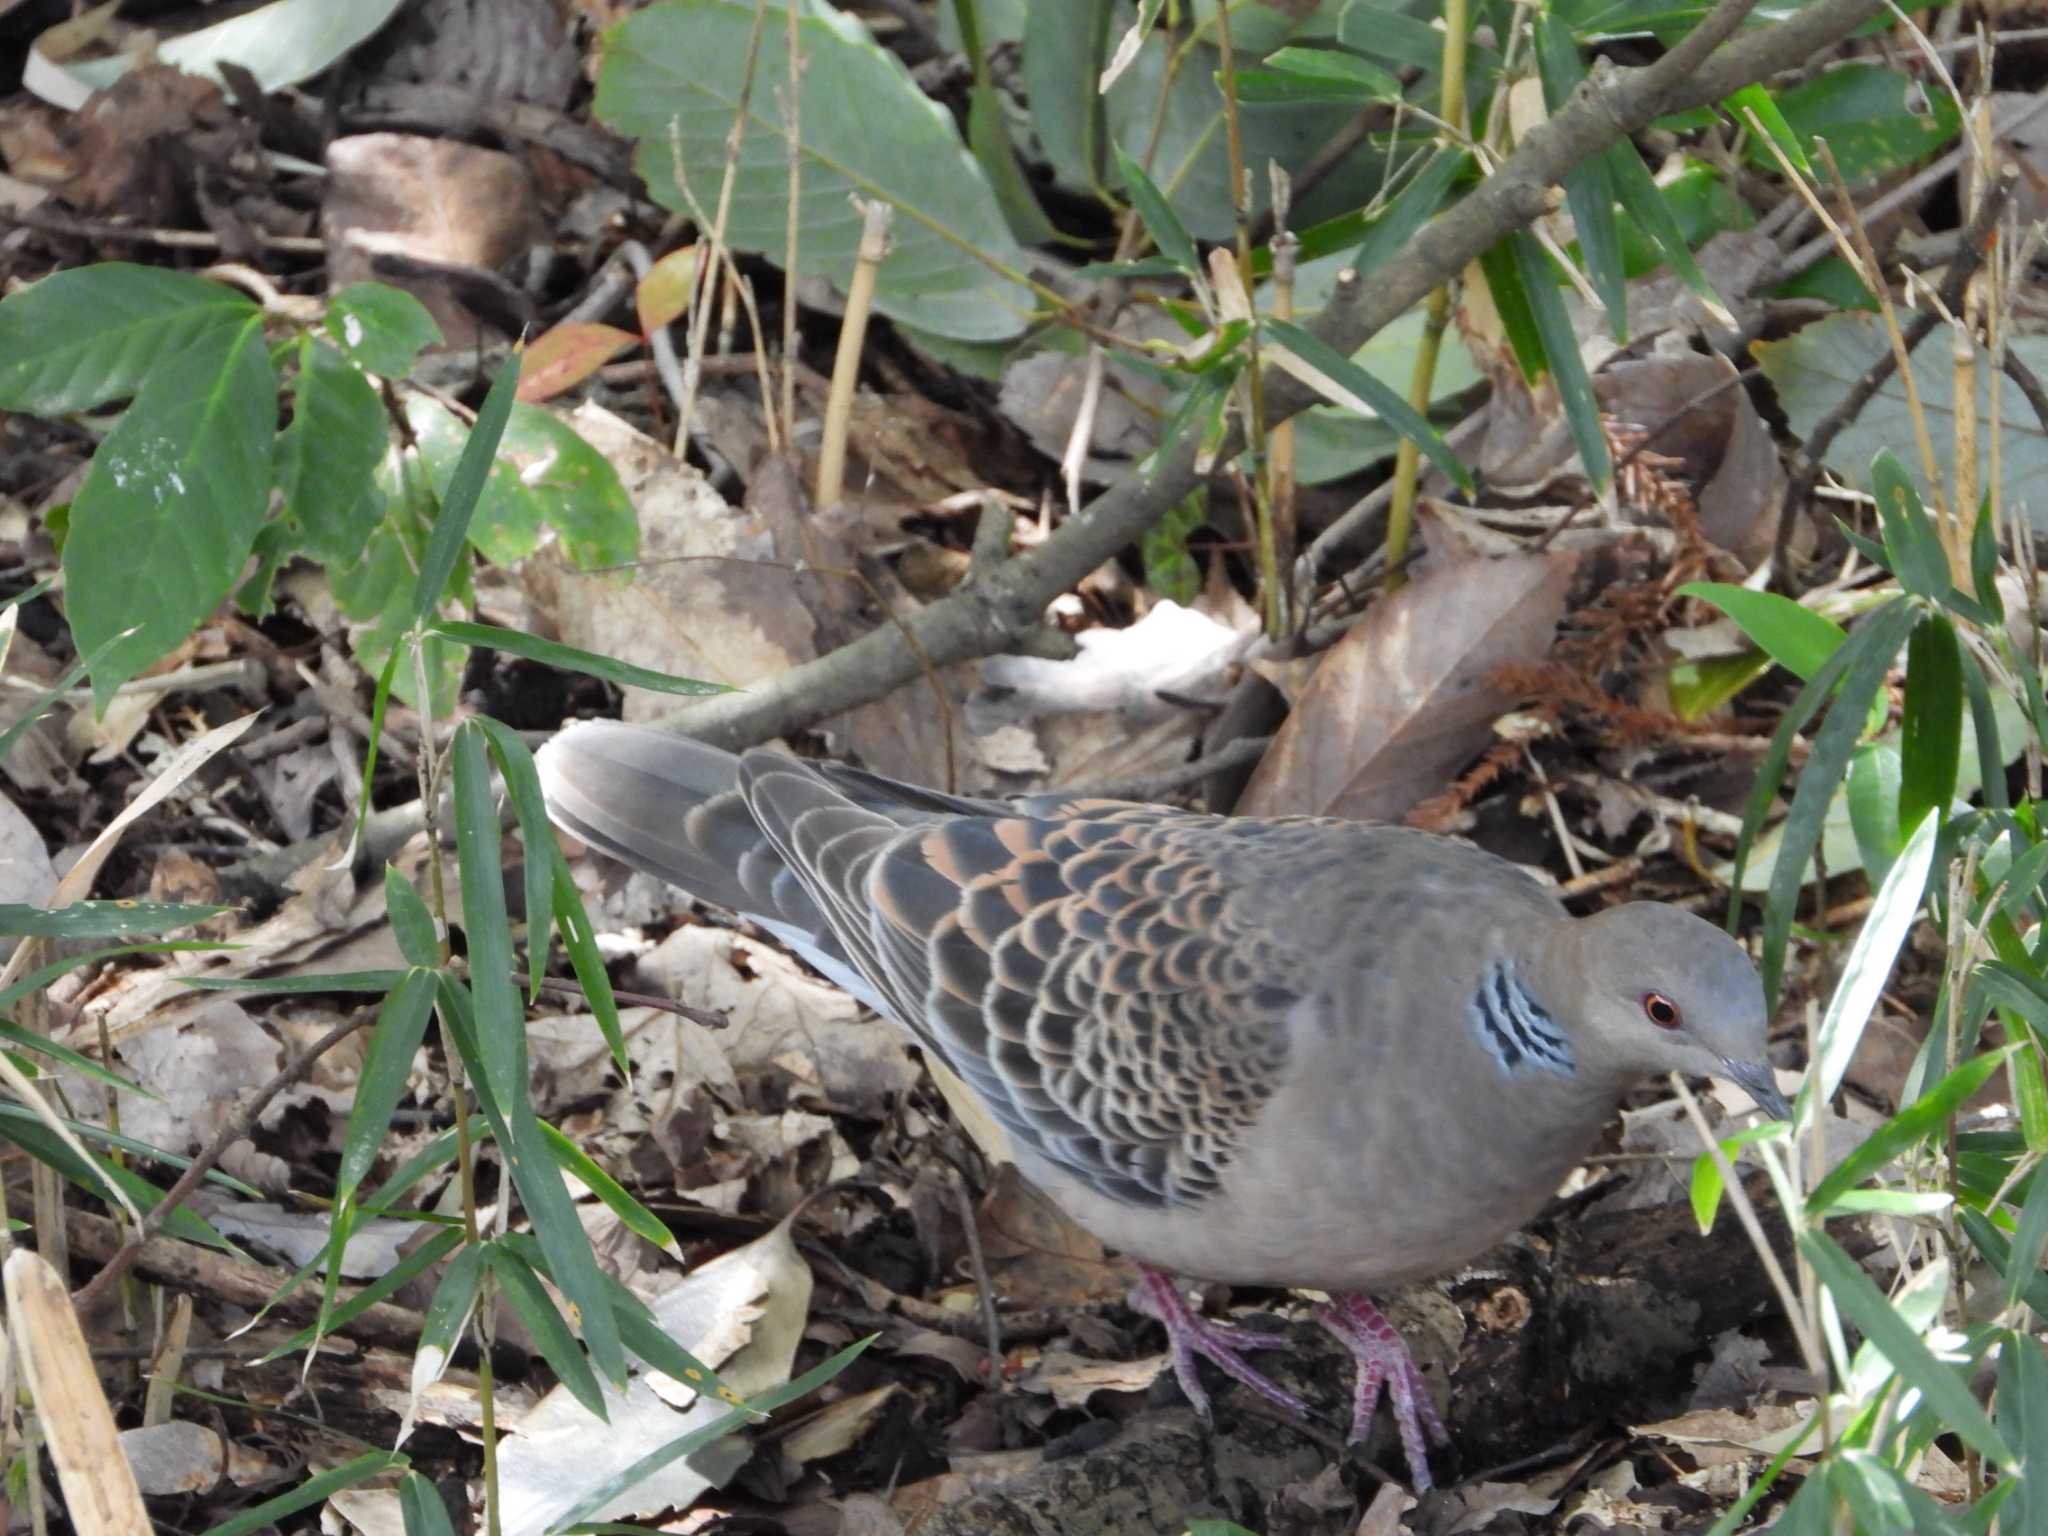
[516,323,637,402]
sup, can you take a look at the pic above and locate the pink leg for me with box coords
[1316,1294,1449,1491]
[1131,1266,1306,1418]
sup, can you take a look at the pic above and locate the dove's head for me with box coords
[1566,902,1786,1117]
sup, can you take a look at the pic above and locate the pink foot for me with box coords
[1316,1294,1449,1491]
[1132,1267,1306,1418]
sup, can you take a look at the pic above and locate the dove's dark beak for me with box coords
[1720,1057,1791,1121]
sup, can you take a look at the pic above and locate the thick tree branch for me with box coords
[653,0,1883,753]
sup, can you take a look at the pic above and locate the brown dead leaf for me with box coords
[1237,549,1578,820]
[1594,352,1787,563]
[323,134,538,350]
[1020,1347,1166,1409]
[973,1165,1133,1309]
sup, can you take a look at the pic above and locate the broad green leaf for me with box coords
[1677,582,1846,679]
[1020,0,1115,195]
[274,338,387,563]
[327,282,442,377]
[1899,614,1964,835]
[1141,494,1205,604]
[199,1451,408,1536]
[427,622,727,697]
[68,317,276,707]
[1758,317,2048,499]
[1755,64,1960,186]
[0,263,257,412]
[1800,1229,2012,1463]
[402,398,637,574]
[598,0,1033,341]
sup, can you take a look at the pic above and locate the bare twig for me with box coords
[72,1012,373,1310]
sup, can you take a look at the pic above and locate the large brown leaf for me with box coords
[1237,549,1578,820]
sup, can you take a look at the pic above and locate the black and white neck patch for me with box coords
[1471,960,1576,1079]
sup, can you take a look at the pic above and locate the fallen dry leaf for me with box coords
[1237,549,1578,820]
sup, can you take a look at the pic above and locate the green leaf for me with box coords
[181,970,410,995]
[1115,145,1200,275]
[327,283,442,377]
[1600,134,1722,308]
[1511,229,1611,492]
[409,351,521,626]
[1996,1328,2046,1514]
[383,868,441,969]
[1724,83,1810,175]
[258,1225,465,1363]
[199,1452,408,1536]
[0,901,225,939]
[68,317,276,708]
[1806,1045,2014,1212]
[492,1242,609,1418]
[333,968,437,1205]
[551,1337,876,1534]
[1899,614,1963,835]
[275,338,387,563]
[1871,450,1952,599]
[598,0,1032,342]
[469,715,568,1009]
[397,1471,460,1536]
[0,1017,148,1095]
[1731,598,1917,1001]
[2003,1147,2048,1311]
[1233,46,1399,103]
[539,1121,677,1257]
[0,263,258,412]
[1261,317,1472,491]
[1846,743,1904,885]
[1800,1229,2012,1463]
[1678,582,1846,679]
[1021,0,1113,195]
[427,622,728,697]
[1757,63,1960,186]
[1536,12,1626,339]
[1140,494,1205,604]
[1352,148,1468,273]
[453,725,625,1387]
[1802,809,1940,1123]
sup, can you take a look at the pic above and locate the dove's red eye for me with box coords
[1643,993,1682,1029]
